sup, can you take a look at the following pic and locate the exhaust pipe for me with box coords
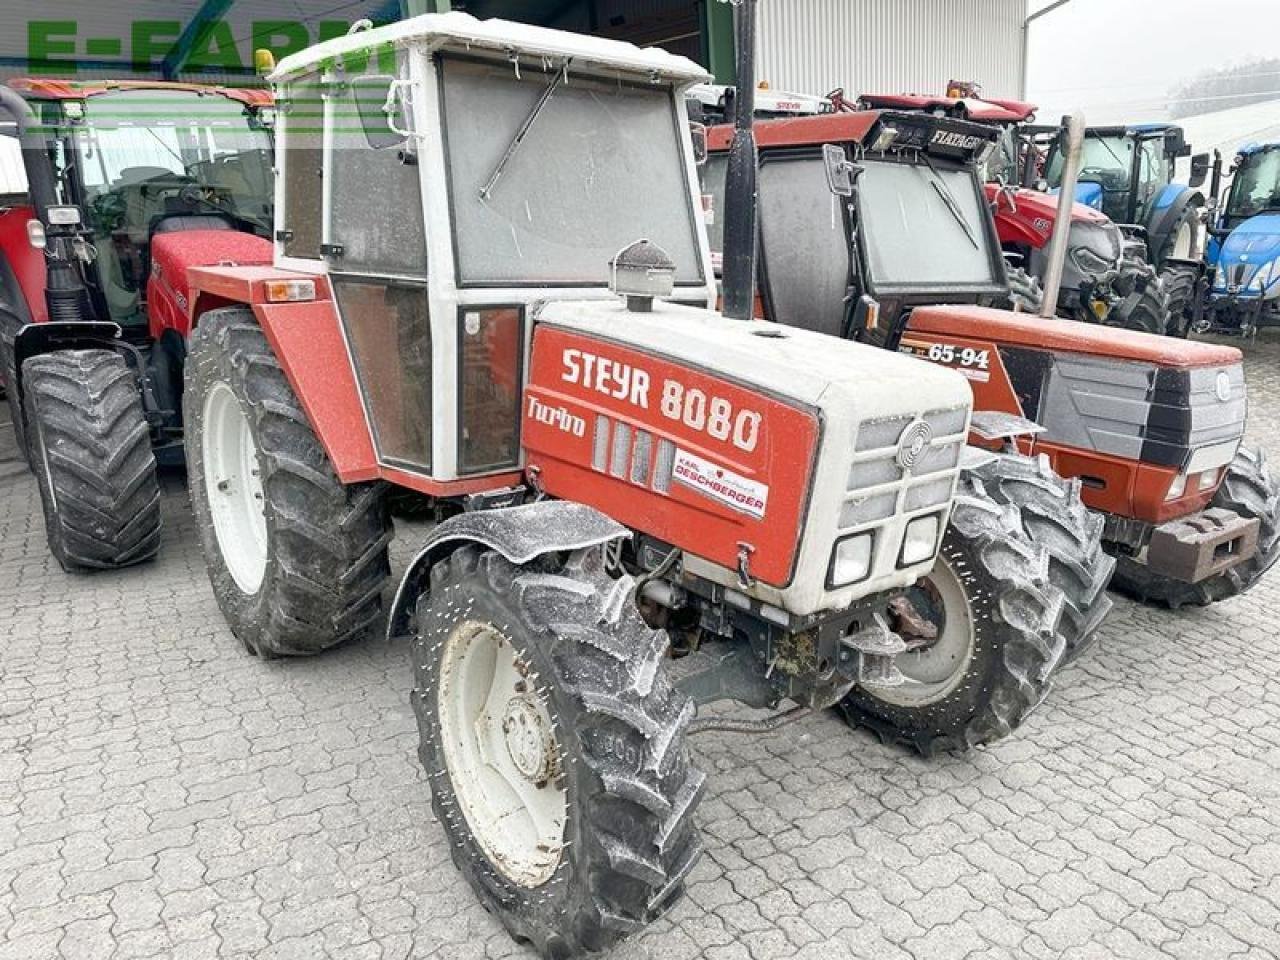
[1040,111,1085,319]
[719,0,759,322]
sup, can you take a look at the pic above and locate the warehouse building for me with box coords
[0,0,1027,96]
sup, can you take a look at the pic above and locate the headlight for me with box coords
[1197,468,1222,492]
[899,514,941,568]
[1166,473,1187,501]
[829,533,874,587]
[1071,245,1116,275]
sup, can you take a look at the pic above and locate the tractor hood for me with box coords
[989,185,1111,248]
[1220,214,1280,268]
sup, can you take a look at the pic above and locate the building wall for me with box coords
[757,0,1025,101]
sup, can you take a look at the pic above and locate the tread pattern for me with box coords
[841,470,1068,755]
[185,308,390,656]
[1159,262,1199,339]
[1110,258,1170,335]
[1111,445,1280,608]
[411,546,704,958]
[23,349,161,569]
[968,453,1115,659]
[1000,266,1045,315]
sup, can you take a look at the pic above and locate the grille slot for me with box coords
[591,414,670,492]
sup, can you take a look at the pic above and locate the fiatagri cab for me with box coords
[851,88,1183,334]
[703,109,1279,609]
[0,79,276,567]
[111,13,1084,954]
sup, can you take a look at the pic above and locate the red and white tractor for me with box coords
[3,14,1094,955]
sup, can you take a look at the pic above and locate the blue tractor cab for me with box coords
[1199,142,1280,335]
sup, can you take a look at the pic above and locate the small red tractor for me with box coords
[2,12,1103,955]
[853,87,1175,334]
[703,109,1280,610]
[0,78,275,568]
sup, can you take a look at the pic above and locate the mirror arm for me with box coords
[382,80,423,142]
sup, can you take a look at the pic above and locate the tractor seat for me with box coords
[152,215,237,234]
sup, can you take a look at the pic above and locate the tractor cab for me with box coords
[703,110,1010,347]
[1201,142,1280,333]
[1043,123,1210,267]
[0,81,275,334]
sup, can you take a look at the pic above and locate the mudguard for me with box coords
[12,320,122,390]
[385,500,630,642]
[1145,185,1203,264]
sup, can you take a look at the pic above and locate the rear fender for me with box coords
[385,501,630,642]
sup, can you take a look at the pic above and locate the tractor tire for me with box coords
[1110,446,1280,608]
[0,312,28,463]
[411,545,704,958]
[1159,262,1199,339]
[1154,205,1201,270]
[999,267,1045,314]
[184,307,392,657]
[22,349,162,570]
[964,453,1115,660]
[1110,259,1170,335]
[839,470,1067,754]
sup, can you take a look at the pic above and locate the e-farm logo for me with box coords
[26,19,397,75]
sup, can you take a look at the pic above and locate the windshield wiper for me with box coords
[143,126,188,170]
[920,154,979,249]
[479,59,572,202]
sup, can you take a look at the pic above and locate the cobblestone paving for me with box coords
[2,335,1279,960]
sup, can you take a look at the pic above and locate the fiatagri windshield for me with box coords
[1228,151,1280,220]
[441,55,703,286]
[70,90,274,232]
[858,159,998,286]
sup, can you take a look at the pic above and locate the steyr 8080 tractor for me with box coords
[703,109,1279,610]
[0,79,275,569]
[63,14,1086,955]
[851,88,1176,335]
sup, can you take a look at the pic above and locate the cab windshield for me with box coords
[440,55,703,287]
[1226,150,1280,221]
[858,158,998,287]
[63,89,273,323]
[1047,134,1133,192]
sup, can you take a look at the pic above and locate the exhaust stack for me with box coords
[719,0,759,322]
[1040,111,1085,319]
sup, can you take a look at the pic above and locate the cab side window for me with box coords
[279,74,324,261]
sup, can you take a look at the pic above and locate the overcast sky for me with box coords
[1026,0,1280,123]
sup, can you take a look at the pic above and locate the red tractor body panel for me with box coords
[523,325,819,587]
[985,183,1109,251]
[707,111,878,151]
[0,205,49,324]
[7,78,272,109]
[148,231,273,341]
[859,92,1037,123]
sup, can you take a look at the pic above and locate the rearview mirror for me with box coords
[689,123,708,168]
[822,143,861,198]
[1189,152,1210,189]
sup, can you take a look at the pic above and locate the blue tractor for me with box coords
[1196,142,1280,336]
[1042,123,1212,334]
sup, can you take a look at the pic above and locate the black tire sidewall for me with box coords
[22,375,67,564]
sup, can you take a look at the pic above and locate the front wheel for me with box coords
[1110,446,1280,608]
[184,307,392,656]
[411,545,705,958]
[839,471,1068,754]
[1110,260,1170,335]
[1159,262,1199,338]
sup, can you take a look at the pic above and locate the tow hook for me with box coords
[843,613,907,689]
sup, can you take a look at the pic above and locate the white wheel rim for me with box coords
[878,555,976,707]
[202,381,268,594]
[437,620,567,888]
[1172,221,1194,259]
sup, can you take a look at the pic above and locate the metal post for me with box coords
[1040,111,1085,318]
[720,0,758,322]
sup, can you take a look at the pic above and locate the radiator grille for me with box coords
[590,415,673,491]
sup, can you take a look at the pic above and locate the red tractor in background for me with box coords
[852,85,1174,334]
[703,108,1280,610]
[0,79,275,568]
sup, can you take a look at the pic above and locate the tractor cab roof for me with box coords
[1238,141,1280,157]
[271,11,709,85]
[857,92,1037,124]
[1086,122,1184,139]
[5,78,272,110]
[706,109,998,166]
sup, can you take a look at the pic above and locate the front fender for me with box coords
[11,320,122,393]
[386,500,630,642]
[1146,186,1204,263]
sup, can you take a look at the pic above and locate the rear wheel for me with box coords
[839,471,1067,754]
[1110,259,1170,335]
[22,349,161,570]
[184,307,392,656]
[0,312,28,463]
[412,545,704,958]
[1111,446,1280,608]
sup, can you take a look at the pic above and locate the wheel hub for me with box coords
[502,694,557,784]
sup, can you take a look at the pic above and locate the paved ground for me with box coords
[2,335,1279,960]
